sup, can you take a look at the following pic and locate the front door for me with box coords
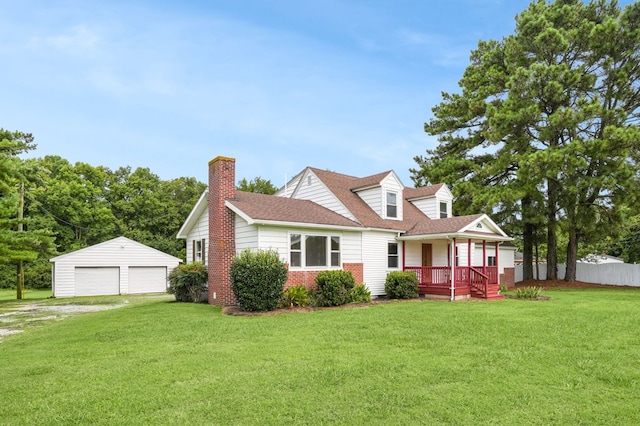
[422,244,432,283]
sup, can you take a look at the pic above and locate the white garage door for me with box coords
[128,267,168,294]
[75,267,120,296]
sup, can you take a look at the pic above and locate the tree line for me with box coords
[0,130,280,294]
[413,0,640,281]
[0,129,207,291]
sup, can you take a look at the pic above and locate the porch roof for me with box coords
[398,214,512,242]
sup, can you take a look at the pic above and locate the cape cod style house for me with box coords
[177,156,515,305]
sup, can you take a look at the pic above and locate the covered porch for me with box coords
[400,237,505,301]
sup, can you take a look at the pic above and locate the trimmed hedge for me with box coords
[230,249,288,311]
[313,270,356,307]
[385,271,419,299]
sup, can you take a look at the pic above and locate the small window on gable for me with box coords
[387,192,397,218]
[439,202,447,219]
[476,223,483,229]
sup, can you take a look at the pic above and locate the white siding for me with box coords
[276,173,303,198]
[409,186,453,220]
[404,240,450,267]
[410,197,437,219]
[51,237,180,298]
[293,170,355,221]
[185,208,209,263]
[358,187,383,216]
[355,175,404,221]
[470,220,495,234]
[362,231,399,296]
[473,245,514,274]
[235,215,259,252]
[255,226,288,262]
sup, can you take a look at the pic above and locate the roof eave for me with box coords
[398,232,513,242]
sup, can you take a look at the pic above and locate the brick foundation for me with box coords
[500,267,515,289]
[208,156,236,305]
[285,263,365,290]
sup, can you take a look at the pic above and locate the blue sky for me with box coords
[3,0,632,188]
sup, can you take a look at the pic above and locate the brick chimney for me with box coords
[208,156,236,305]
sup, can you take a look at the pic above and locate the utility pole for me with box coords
[16,181,24,300]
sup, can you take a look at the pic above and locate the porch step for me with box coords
[471,284,503,300]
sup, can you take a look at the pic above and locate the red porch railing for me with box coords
[404,266,498,298]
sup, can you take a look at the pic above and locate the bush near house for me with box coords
[168,262,208,302]
[230,249,288,312]
[281,285,311,308]
[349,284,371,303]
[385,271,419,299]
[313,270,357,307]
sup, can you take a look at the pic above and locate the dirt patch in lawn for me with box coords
[0,302,126,341]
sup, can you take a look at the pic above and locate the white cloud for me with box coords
[39,25,102,56]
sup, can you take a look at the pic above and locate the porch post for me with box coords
[483,240,487,276]
[495,241,499,283]
[467,239,471,268]
[451,238,456,301]
[402,241,406,270]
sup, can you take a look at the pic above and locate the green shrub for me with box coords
[385,271,419,299]
[281,285,311,308]
[514,286,544,299]
[349,284,371,303]
[168,262,208,302]
[314,270,356,307]
[499,283,509,293]
[230,249,288,312]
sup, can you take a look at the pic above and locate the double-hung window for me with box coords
[386,192,397,218]
[388,242,399,268]
[193,239,205,262]
[290,234,340,268]
[439,202,447,218]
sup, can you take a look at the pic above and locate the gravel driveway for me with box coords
[0,301,127,341]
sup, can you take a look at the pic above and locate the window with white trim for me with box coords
[289,233,340,268]
[193,239,205,262]
[388,242,399,268]
[440,202,447,219]
[386,192,397,218]
[487,256,496,266]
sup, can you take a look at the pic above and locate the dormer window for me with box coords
[386,192,397,218]
[439,202,447,218]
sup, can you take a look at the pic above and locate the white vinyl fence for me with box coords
[515,263,640,287]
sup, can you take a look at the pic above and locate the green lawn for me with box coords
[0,288,52,301]
[1,288,639,425]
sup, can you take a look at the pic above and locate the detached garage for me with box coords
[50,236,182,298]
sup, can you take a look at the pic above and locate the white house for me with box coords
[177,156,514,305]
[50,236,181,297]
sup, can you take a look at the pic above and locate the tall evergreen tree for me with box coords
[0,130,55,298]
[413,0,640,281]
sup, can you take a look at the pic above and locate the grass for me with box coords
[0,288,52,302]
[1,288,640,425]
